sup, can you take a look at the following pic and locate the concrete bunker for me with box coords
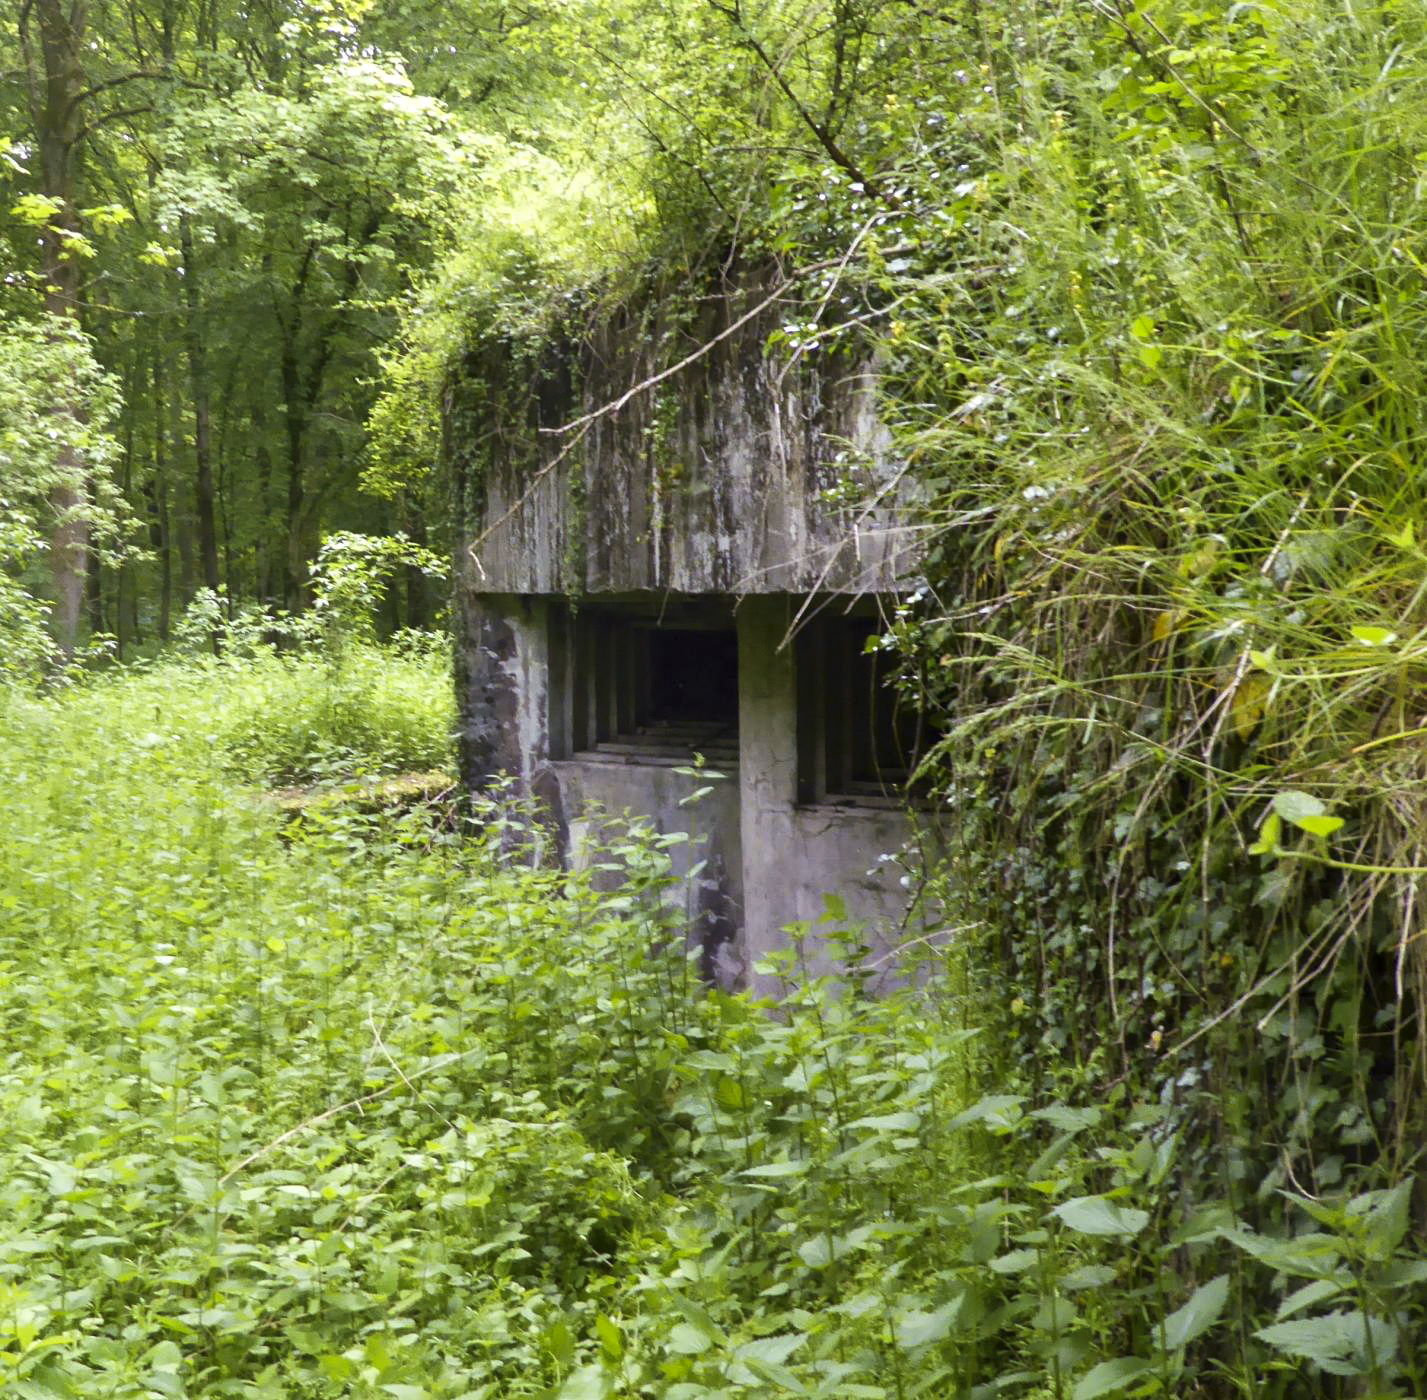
[451,276,934,988]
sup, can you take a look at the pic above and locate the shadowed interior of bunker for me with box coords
[648,628,738,727]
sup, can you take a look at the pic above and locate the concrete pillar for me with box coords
[738,595,800,997]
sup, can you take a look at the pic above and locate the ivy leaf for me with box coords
[1053,1196,1149,1238]
[1160,1274,1229,1349]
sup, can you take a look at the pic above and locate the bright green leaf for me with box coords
[1160,1274,1229,1350]
[1350,625,1397,647]
[1053,1196,1150,1238]
[1071,1358,1155,1399]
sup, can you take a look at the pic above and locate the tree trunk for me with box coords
[149,353,173,641]
[402,493,428,630]
[29,0,91,656]
[85,545,103,636]
[252,396,277,604]
[280,334,307,611]
[179,217,221,596]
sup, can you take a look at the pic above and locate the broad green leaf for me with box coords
[895,1295,965,1349]
[733,1334,806,1367]
[666,1292,725,1343]
[1297,814,1343,837]
[1351,1180,1412,1257]
[1231,672,1272,739]
[1350,625,1397,647]
[667,1324,713,1356]
[797,1225,873,1268]
[1160,1274,1229,1349]
[1381,1258,1427,1287]
[847,1111,921,1132]
[1033,1295,1078,1333]
[1053,1196,1149,1238]
[541,1320,575,1368]
[1061,1264,1117,1291]
[1272,790,1326,825]
[737,1356,809,1392]
[556,1366,613,1400]
[1072,1358,1155,1399]
[1255,1311,1398,1377]
[1218,1226,1347,1279]
[741,1159,809,1178]
[970,1374,1037,1399]
[949,1095,1026,1131]
[988,1248,1040,1275]
[595,1314,622,1362]
[1248,809,1282,856]
[1031,1105,1101,1132]
[1276,1278,1344,1319]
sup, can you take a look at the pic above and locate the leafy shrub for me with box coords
[209,640,455,784]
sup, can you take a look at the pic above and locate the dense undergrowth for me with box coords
[0,651,979,1399]
[6,644,1425,1397]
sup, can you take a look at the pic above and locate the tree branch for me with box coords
[704,0,884,199]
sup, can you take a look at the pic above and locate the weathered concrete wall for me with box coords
[455,594,551,793]
[737,596,917,996]
[553,759,744,987]
[450,278,917,602]
[457,591,927,992]
[450,273,929,991]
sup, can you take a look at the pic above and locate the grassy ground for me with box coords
[0,649,990,1399]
